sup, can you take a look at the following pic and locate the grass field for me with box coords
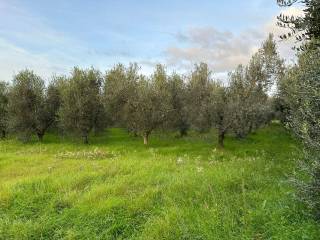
[0,123,319,239]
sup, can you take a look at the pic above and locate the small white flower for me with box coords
[177,157,183,164]
[197,166,204,173]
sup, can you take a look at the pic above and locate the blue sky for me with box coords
[0,0,300,82]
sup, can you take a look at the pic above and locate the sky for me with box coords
[0,0,303,82]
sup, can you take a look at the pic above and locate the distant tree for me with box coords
[104,63,139,126]
[209,82,232,148]
[152,64,173,129]
[35,80,61,141]
[187,63,213,132]
[8,70,45,142]
[270,95,288,122]
[277,0,320,50]
[228,65,258,138]
[234,34,283,136]
[258,34,285,89]
[210,35,283,147]
[0,81,9,139]
[7,70,60,142]
[124,65,172,145]
[124,64,141,136]
[124,79,154,145]
[228,64,272,139]
[59,67,105,144]
[168,73,189,137]
[104,63,126,125]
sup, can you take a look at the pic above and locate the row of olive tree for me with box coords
[0,35,282,146]
[0,68,103,143]
[191,34,283,147]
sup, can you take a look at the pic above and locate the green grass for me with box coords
[0,123,319,239]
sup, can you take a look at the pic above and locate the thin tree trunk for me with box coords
[218,129,225,148]
[37,132,44,142]
[83,135,89,144]
[179,128,188,137]
[236,132,245,139]
[143,133,149,145]
[1,130,5,139]
[248,123,253,134]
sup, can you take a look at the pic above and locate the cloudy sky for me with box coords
[0,0,303,82]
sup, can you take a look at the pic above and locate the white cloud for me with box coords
[0,2,305,82]
[165,6,305,75]
[166,27,259,71]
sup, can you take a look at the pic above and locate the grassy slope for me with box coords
[0,123,319,239]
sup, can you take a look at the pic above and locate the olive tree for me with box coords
[209,35,283,147]
[8,70,61,142]
[209,82,232,148]
[104,63,139,126]
[230,35,283,137]
[276,0,320,219]
[167,73,189,137]
[187,63,213,132]
[0,81,8,139]
[228,63,270,139]
[280,46,320,219]
[35,80,61,141]
[277,0,320,50]
[152,64,173,128]
[59,67,105,144]
[124,65,172,145]
[8,70,45,142]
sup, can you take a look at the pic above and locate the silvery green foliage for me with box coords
[59,67,105,144]
[294,152,320,220]
[228,64,270,139]
[35,80,61,141]
[150,64,174,130]
[282,45,320,219]
[104,63,127,125]
[124,78,157,144]
[285,48,320,150]
[7,70,61,142]
[8,70,45,142]
[230,34,283,137]
[187,63,213,133]
[209,35,283,147]
[208,82,232,148]
[0,81,8,138]
[277,0,320,50]
[167,73,189,137]
[104,63,139,126]
[124,64,173,144]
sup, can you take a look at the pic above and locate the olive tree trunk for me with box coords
[1,130,5,139]
[218,129,225,148]
[37,132,44,142]
[83,135,89,144]
[143,132,149,145]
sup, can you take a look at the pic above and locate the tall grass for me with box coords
[0,123,319,239]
